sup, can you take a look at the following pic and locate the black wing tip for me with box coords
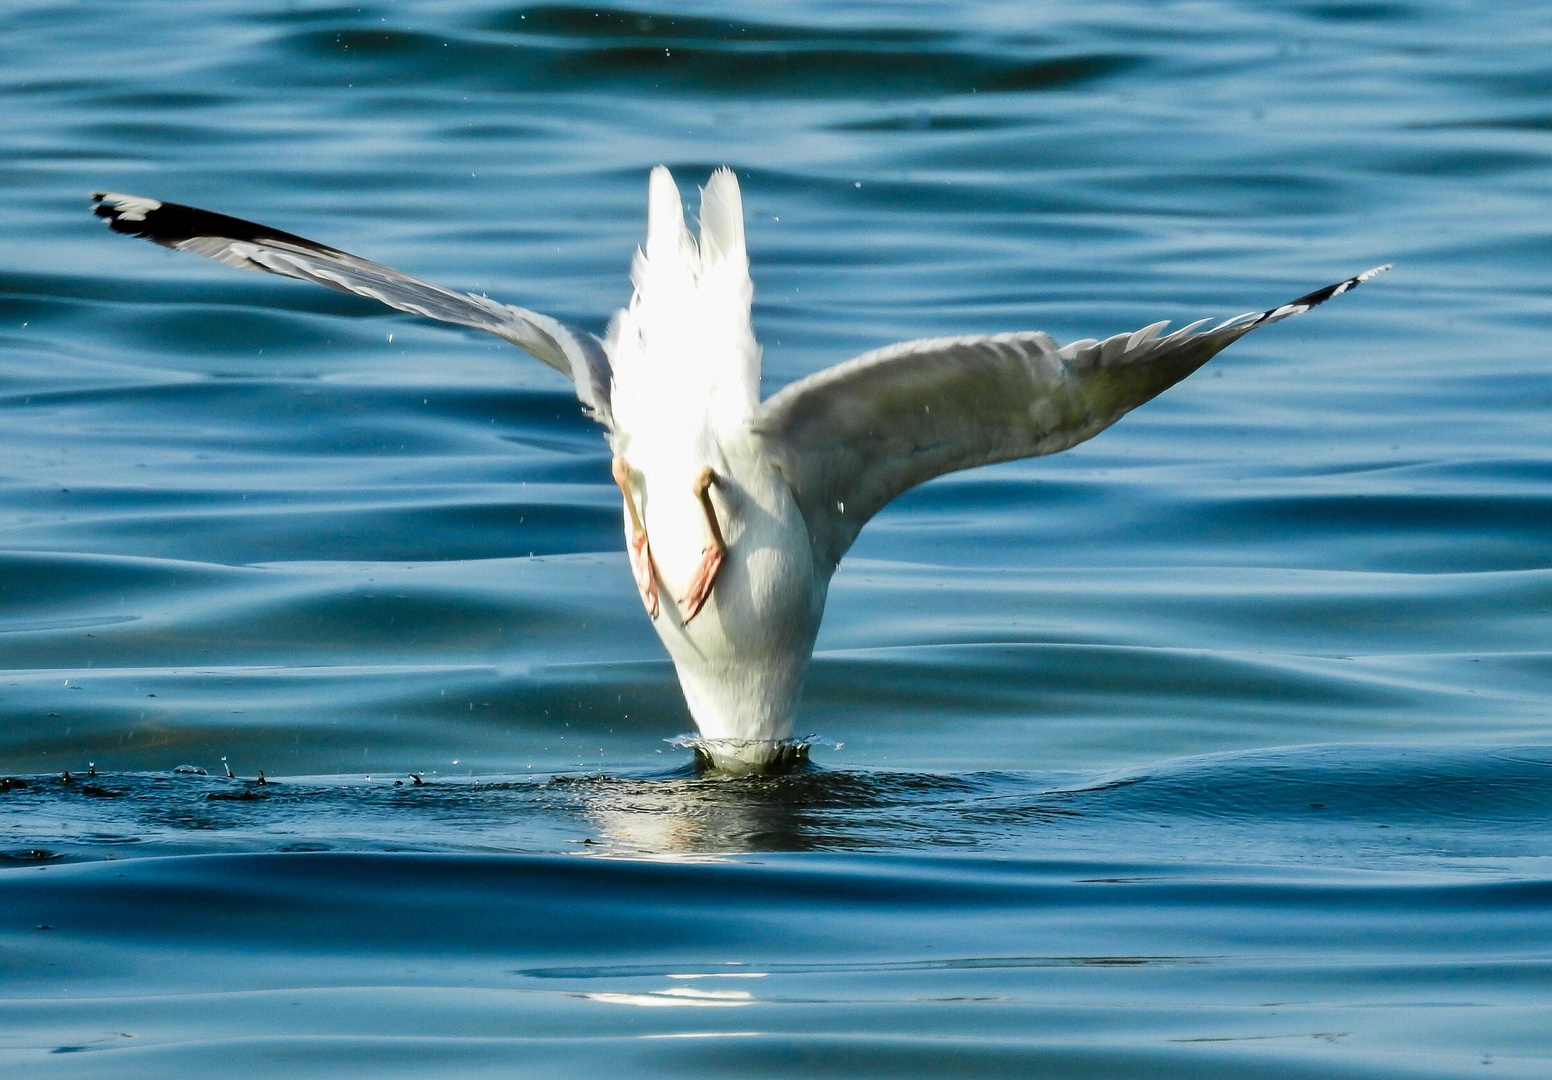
[89,191,345,256]
[91,191,168,238]
[1257,263,1392,326]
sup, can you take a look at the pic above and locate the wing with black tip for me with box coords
[92,192,613,426]
[755,266,1389,571]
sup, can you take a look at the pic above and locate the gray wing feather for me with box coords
[93,192,613,427]
[755,267,1389,571]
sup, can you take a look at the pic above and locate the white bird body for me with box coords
[606,168,822,769]
[646,446,824,768]
[93,170,1388,773]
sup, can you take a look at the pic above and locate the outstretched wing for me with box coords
[755,266,1389,572]
[92,192,613,427]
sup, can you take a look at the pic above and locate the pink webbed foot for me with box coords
[677,539,723,624]
[612,454,659,619]
[677,467,726,624]
[628,528,659,620]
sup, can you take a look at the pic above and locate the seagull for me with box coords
[93,168,1387,772]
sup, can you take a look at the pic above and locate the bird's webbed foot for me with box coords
[678,467,725,624]
[612,454,659,619]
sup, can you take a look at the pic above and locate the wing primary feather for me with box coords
[1251,263,1391,327]
[93,191,346,254]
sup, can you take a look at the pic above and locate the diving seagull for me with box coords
[92,168,1388,772]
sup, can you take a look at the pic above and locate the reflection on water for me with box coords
[576,764,973,854]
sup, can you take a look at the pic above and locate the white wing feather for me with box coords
[93,192,613,427]
[755,266,1390,571]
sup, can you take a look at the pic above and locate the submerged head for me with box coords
[678,735,815,776]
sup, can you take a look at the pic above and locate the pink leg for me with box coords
[677,467,725,623]
[612,455,658,619]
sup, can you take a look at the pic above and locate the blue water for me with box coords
[4,0,1552,1075]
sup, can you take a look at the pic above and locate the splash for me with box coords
[666,733,841,775]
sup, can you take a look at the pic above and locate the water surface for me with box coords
[3,1,1552,1075]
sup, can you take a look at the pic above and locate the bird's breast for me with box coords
[647,454,820,654]
[638,476,713,601]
